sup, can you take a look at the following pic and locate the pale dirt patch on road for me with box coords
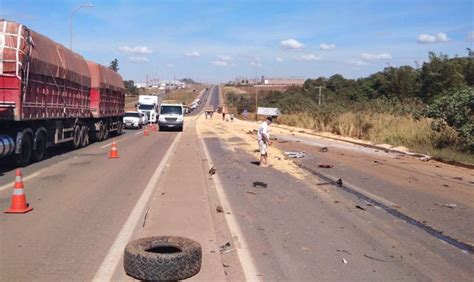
[196,116,310,180]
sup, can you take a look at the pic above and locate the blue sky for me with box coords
[2,0,473,83]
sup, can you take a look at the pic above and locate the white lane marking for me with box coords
[199,136,260,281]
[134,130,143,136]
[92,133,182,282]
[99,143,113,149]
[0,172,40,192]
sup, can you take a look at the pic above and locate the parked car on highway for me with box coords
[158,103,184,131]
[123,111,143,129]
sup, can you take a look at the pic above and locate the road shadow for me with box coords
[0,131,128,175]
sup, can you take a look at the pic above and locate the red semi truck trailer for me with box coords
[0,20,125,166]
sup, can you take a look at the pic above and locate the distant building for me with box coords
[261,76,305,86]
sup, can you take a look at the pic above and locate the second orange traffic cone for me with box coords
[4,169,33,214]
[109,138,119,159]
[144,126,149,136]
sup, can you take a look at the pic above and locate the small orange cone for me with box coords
[5,169,33,214]
[144,126,149,136]
[109,138,119,159]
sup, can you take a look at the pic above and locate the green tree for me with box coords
[426,87,474,151]
[109,58,119,72]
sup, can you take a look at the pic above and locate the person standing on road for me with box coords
[257,116,273,167]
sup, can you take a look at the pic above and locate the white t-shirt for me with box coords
[257,121,269,142]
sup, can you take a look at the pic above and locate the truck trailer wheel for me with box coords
[80,126,89,148]
[72,125,81,149]
[123,236,202,281]
[32,131,47,162]
[16,134,33,167]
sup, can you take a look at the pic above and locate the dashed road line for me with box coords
[92,133,182,282]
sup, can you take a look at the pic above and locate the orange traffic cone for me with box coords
[109,138,119,159]
[144,126,149,136]
[4,169,33,214]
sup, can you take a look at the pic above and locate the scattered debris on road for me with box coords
[419,156,431,162]
[253,181,268,188]
[319,164,334,168]
[219,242,235,254]
[319,146,328,153]
[336,249,352,255]
[209,166,216,175]
[363,253,403,262]
[355,205,366,211]
[142,207,151,228]
[336,178,343,186]
[434,203,458,208]
[342,258,348,264]
[284,151,306,158]
[278,140,289,144]
[246,191,257,195]
[216,205,224,213]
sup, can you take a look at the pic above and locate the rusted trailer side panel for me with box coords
[0,20,91,121]
[87,61,125,118]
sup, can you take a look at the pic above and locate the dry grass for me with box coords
[278,112,473,164]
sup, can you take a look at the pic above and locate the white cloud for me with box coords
[185,51,200,57]
[166,63,174,67]
[211,55,233,66]
[276,57,283,62]
[119,45,153,54]
[280,39,304,49]
[348,59,369,66]
[211,60,229,66]
[468,31,474,41]
[320,43,336,50]
[360,52,392,60]
[250,61,262,67]
[129,56,149,63]
[217,55,232,61]
[296,54,321,61]
[416,32,449,44]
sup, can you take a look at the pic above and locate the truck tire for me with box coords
[123,236,202,281]
[80,126,89,148]
[72,125,82,149]
[16,134,33,167]
[32,131,47,162]
[103,123,110,140]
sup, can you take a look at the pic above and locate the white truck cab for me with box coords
[158,102,184,131]
[137,95,159,123]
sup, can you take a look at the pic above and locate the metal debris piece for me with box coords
[284,151,306,158]
[355,205,366,211]
[219,242,232,253]
[342,258,348,264]
[216,205,224,213]
[434,203,458,208]
[336,249,352,255]
[253,181,268,188]
[336,178,343,186]
[364,254,403,262]
[419,156,431,162]
[319,164,333,168]
[209,166,216,175]
[246,191,257,195]
[320,147,328,153]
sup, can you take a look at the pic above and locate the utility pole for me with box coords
[318,86,322,106]
[254,63,258,121]
[69,3,94,51]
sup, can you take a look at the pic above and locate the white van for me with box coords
[158,103,184,131]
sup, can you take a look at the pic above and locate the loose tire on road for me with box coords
[123,236,202,281]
